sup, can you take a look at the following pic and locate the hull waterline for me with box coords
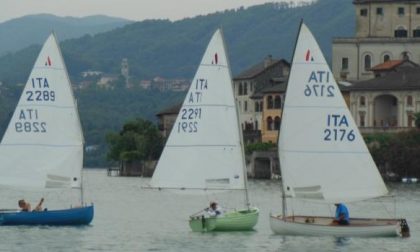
[0,205,94,226]
[189,208,259,232]
[270,215,404,237]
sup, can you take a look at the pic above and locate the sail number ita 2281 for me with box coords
[177,78,208,133]
[324,114,355,142]
[304,71,334,97]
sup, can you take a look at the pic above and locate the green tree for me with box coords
[106,118,164,163]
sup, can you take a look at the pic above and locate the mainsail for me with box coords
[150,29,245,191]
[0,34,84,189]
[278,23,388,203]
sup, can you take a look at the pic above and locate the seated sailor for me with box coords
[207,201,223,217]
[332,203,350,225]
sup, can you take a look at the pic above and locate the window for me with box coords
[413,29,420,38]
[243,82,248,95]
[408,113,414,127]
[341,57,349,70]
[259,101,263,111]
[383,54,390,62]
[244,101,248,112]
[360,8,368,16]
[267,117,273,131]
[360,96,366,106]
[376,7,383,15]
[364,55,371,71]
[395,26,407,37]
[238,83,243,96]
[398,7,405,16]
[417,7,420,14]
[267,96,273,109]
[274,117,281,130]
[407,96,413,106]
[274,96,281,109]
[360,113,365,127]
[255,101,260,112]
[255,121,258,130]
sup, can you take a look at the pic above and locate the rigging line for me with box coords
[166,144,238,148]
[199,64,228,68]
[283,105,348,109]
[1,143,81,148]
[294,62,329,66]
[280,149,370,154]
[142,186,246,191]
[33,66,65,71]
[182,104,235,108]
[17,104,75,109]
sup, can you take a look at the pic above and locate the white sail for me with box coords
[150,30,245,191]
[278,23,388,203]
[0,33,84,189]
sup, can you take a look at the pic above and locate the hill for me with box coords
[0,0,356,166]
[0,0,355,85]
[0,14,132,56]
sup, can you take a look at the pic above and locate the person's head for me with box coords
[18,199,26,208]
[334,203,339,207]
[210,202,217,210]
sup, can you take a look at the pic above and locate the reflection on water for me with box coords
[0,169,419,251]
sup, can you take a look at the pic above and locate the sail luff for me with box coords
[219,28,251,208]
[278,22,388,203]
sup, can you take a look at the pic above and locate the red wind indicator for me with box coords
[45,56,52,66]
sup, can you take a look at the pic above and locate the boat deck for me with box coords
[276,215,400,227]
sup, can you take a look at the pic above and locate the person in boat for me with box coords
[333,203,349,225]
[206,202,223,217]
[18,198,44,212]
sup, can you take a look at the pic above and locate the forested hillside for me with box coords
[0,0,354,85]
[0,0,356,166]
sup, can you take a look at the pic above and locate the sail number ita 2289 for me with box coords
[14,109,47,133]
[324,114,355,142]
[304,71,334,97]
[26,77,55,102]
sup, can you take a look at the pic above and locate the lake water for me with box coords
[1,169,419,252]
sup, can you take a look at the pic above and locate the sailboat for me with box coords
[149,29,259,232]
[0,33,94,225]
[269,22,409,237]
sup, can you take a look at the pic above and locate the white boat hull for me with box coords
[270,215,402,237]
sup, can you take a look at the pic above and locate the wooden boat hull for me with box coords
[189,208,259,232]
[270,215,402,237]
[0,205,94,226]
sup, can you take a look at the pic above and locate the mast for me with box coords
[278,19,304,218]
[221,28,251,209]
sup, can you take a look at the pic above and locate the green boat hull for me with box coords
[189,208,259,232]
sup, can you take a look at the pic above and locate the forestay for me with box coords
[278,23,388,203]
[0,34,84,189]
[150,29,245,191]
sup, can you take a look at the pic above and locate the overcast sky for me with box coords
[0,0,310,23]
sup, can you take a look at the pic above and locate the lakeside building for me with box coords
[233,55,290,143]
[333,0,420,81]
[333,0,420,133]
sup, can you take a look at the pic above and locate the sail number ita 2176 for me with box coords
[304,71,334,97]
[324,114,355,142]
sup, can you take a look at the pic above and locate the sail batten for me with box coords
[0,34,83,189]
[150,30,245,192]
[278,23,388,203]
